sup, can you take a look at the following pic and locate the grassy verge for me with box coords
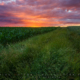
[0,28,80,80]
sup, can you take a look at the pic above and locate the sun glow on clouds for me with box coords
[0,2,4,5]
[0,0,80,27]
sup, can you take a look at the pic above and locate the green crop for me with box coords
[0,27,57,46]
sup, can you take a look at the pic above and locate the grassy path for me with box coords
[0,28,80,80]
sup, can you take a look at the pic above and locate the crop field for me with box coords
[0,27,57,46]
[0,27,80,80]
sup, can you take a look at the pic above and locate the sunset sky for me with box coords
[0,0,80,27]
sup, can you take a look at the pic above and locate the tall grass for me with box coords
[0,28,80,80]
[67,26,80,52]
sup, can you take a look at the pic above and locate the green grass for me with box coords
[0,27,80,80]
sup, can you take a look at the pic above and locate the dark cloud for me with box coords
[60,0,80,8]
[0,11,24,24]
[0,15,23,24]
[0,18,22,24]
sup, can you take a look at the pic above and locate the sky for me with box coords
[0,0,80,27]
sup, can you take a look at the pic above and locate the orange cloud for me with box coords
[0,2,5,5]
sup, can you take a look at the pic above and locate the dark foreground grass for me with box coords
[0,28,80,80]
